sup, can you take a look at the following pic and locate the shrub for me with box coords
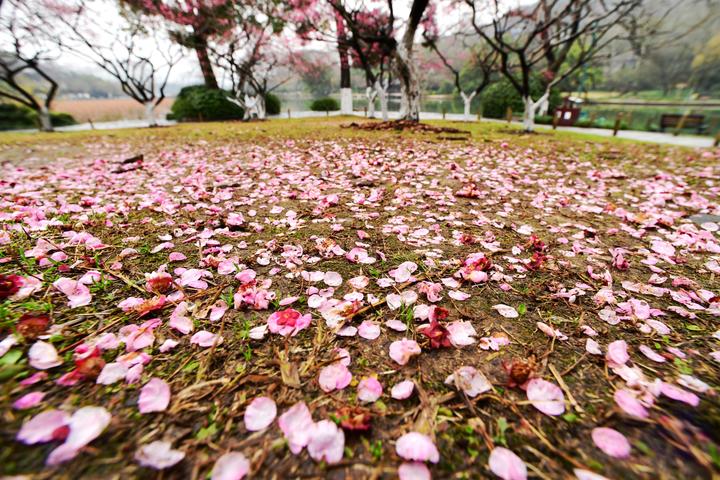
[481,76,561,119]
[0,103,76,131]
[265,93,281,115]
[169,85,244,122]
[310,97,340,112]
[534,115,553,125]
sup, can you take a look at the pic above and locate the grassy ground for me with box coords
[1,118,719,479]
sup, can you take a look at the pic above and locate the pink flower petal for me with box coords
[190,330,223,348]
[488,447,527,480]
[591,427,631,458]
[13,391,46,410]
[395,432,439,463]
[445,366,492,398]
[389,339,421,366]
[391,380,415,400]
[526,378,565,416]
[135,440,185,469]
[613,389,649,419]
[211,451,250,480]
[492,304,518,318]
[244,397,277,431]
[278,402,314,454]
[96,362,128,385]
[398,462,431,480]
[138,378,171,413]
[17,409,70,444]
[319,363,352,392]
[358,320,381,340]
[660,382,700,406]
[307,420,345,464]
[357,377,383,403]
[606,340,629,367]
[47,406,111,465]
[28,341,62,370]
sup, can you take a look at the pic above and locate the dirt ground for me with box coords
[1,118,719,479]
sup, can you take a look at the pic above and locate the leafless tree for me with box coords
[41,0,183,126]
[424,33,498,121]
[463,0,644,131]
[0,0,59,131]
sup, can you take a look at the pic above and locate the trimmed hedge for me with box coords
[310,97,340,112]
[168,85,244,122]
[0,103,76,131]
[481,76,561,119]
[265,93,281,115]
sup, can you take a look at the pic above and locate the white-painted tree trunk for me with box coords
[144,102,157,127]
[366,87,377,118]
[38,106,53,132]
[340,88,353,114]
[521,90,550,132]
[396,44,421,121]
[376,80,389,121]
[461,91,477,122]
[537,94,550,116]
[240,94,266,120]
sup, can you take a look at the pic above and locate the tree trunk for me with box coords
[194,36,218,89]
[255,95,266,120]
[461,91,476,122]
[336,14,352,115]
[144,101,157,127]
[395,45,421,121]
[366,86,377,118]
[522,96,537,132]
[38,106,53,132]
[376,80,389,121]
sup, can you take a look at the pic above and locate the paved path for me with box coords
[6,111,716,148]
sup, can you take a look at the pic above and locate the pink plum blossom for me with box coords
[267,308,311,337]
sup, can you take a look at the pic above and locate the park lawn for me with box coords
[1,118,719,479]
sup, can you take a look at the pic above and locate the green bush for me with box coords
[265,93,281,115]
[51,112,76,127]
[310,97,340,112]
[168,85,244,122]
[481,76,561,119]
[0,103,76,131]
[534,115,553,125]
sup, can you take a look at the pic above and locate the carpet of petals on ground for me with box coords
[1,121,720,479]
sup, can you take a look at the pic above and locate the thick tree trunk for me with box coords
[340,88,353,114]
[522,96,536,132]
[376,80,389,121]
[144,102,157,127]
[38,106,53,132]
[366,86,377,118]
[522,89,550,132]
[461,91,476,122]
[194,37,218,89]
[395,45,421,121]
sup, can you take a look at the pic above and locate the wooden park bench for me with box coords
[660,113,707,134]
